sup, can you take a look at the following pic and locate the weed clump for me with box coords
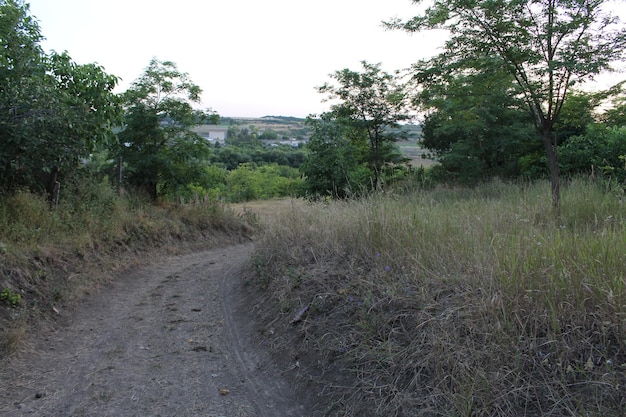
[248,179,626,417]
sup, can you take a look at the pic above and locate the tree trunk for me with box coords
[47,166,61,207]
[541,129,560,211]
[147,182,158,201]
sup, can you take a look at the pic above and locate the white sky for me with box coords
[25,1,626,118]
[26,0,446,118]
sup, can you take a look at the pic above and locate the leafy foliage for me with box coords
[318,62,410,185]
[0,0,120,196]
[560,125,626,183]
[299,114,363,198]
[598,81,626,127]
[419,66,537,183]
[225,163,302,203]
[118,58,217,200]
[210,143,305,171]
[225,125,262,147]
[390,0,626,207]
[302,61,411,198]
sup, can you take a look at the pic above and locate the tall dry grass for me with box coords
[0,180,255,254]
[250,179,626,416]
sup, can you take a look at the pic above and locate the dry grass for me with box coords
[0,323,26,356]
[230,198,307,223]
[247,179,626,417]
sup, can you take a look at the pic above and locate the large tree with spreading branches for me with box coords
[388,0,626,208]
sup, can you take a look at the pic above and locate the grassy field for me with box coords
[396,139,437,168]
[5,176,624,415]
[230,198,306,223]
[246,179,626,416]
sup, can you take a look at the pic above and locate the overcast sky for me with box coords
[26,0,448,118]
[26,1,626,118]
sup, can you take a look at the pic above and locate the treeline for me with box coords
[0,1,304,204]
[187,126,306,202]
[3,0,626,209]
[213,125,306,170]
[299,64,626,203]
[420,76,626,186]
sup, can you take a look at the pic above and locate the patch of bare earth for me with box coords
[0,244,321,417]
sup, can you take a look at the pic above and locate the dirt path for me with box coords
[0,244,317,417]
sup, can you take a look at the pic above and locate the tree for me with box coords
[118,58,217,200]
[300,113,362,198]
[389,0,626,208]
[0,0,46,192]
[225,125,262,148]
[0,0,120,198]
[42,52,121,197]
[419,65,537,182]
[552,91,598,141]
[598,81,626,127]
[317,61,411,188]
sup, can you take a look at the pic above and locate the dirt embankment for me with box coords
[0,243,321,417]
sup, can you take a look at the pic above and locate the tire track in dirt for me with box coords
[221,261,313,417]
[0,244,315,417]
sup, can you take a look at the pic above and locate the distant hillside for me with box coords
[260,115,307,124]
[218,116,306,126]
[201,116,429,163]
[216,116,310,141]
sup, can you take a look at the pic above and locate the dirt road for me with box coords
[0,244,317,417]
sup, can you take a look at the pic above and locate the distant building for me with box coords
[194,126,228,144]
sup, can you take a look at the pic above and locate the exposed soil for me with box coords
[0,243,321,417]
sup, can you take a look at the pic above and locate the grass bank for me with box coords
[0,179,257,357]
[247,179,626,416]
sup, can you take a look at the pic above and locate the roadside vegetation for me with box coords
[3,0,626,414]
[247,178,626,416]
[0,179,257,357]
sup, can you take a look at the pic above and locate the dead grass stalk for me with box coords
[248,179,626,416]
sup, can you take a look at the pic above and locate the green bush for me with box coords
[226,163,303,203]
[560,125,626,183]
[1,288,21,307]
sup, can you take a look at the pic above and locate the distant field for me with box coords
[217,116,310,140]
[198,117,436,167]
[396,140,438,168]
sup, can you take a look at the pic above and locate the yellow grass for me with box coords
[229,198,307,223]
